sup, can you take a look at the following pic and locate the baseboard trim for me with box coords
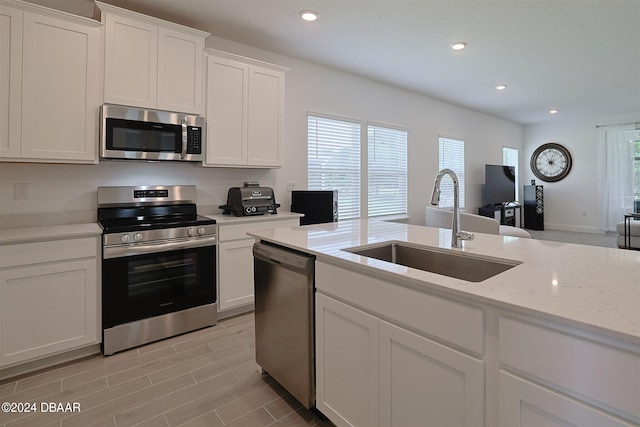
[0,344,101,381]
[543,224,605,234]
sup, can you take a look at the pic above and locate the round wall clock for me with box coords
[530,142,572,182]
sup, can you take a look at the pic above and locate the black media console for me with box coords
[479,204,521,227]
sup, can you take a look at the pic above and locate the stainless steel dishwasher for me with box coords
[253,241,316,409]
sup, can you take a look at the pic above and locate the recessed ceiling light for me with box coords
[451,42,467,51]
[549,109,558,114]
[300,10,319,21]
[496,85,507,90]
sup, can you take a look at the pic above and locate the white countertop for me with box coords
[0,223,103,244]
[249,219,640,344]
[205,211,303,224]
[0,212,302,244]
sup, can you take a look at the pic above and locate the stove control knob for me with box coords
[197,227,206,235]
[120,234,130,243]
[133,233,143,241]
[187,227,196,237]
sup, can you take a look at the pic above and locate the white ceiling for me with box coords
[32,0,640,125]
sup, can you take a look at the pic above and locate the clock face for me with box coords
[530,143,572,182]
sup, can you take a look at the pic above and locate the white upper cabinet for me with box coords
[97,1,209,115]
[102,11,157,110]
[204,50,287,168]
[0,0,101,164]
[0,4,22,158]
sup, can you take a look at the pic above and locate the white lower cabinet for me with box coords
[217,216,300,315]
[314,261,640,426]
[499,371,634,427]
[316,292,484,427]
[316,293,380,427]
[379,321,484,427]
[0,237,100,368]
[218,238,255,311]
[498,316,640,425]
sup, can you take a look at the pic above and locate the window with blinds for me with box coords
[438,137,465,208]
[502,147,519,201]
[368,125,407,217]
[307,115,408,220]
[308,116,361,220]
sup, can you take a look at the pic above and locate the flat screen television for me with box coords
[485,164,516,206]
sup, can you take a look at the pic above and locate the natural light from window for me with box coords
[307,115,408,220]
[438,136,465,209]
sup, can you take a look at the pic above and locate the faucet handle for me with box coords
[456,230,474,241]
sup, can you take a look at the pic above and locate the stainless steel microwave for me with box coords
[100,104,205,162]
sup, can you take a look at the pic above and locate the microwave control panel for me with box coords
[187,126,202,154]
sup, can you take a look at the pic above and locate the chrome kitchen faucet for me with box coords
[430,168,474,248]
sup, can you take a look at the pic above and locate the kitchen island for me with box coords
[249,219,640,427]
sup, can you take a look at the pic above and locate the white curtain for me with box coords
[598,123,636,231]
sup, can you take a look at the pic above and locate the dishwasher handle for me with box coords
[253,242,314,275]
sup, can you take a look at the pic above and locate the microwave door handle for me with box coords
[181,118,188,159]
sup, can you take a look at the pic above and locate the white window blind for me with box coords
[502,147,519,201]
[438,137,465,208]
[368,125,408,217]
[308,116,361,220]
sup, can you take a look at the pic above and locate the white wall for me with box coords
[523,111,640,233]
[206,37,523,225]
[0,36,523,228]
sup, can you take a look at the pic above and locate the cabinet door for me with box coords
[379,320,484,427]
[499,372,633,427]
[0,259,98,367]
[103,13,157,109]
[247,65,284,167]
[204,54,248,166]
[157,27,203,114]
[0,5,22,158]
[21,12,99,162]
[217,238,255,311]
[316,293,379,427]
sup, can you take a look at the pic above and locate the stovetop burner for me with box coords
[97,185,216,241]
[99,214,215,233]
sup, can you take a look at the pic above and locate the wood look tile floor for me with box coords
[0,313,332,427]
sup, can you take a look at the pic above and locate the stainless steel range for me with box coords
[98,185,217,355]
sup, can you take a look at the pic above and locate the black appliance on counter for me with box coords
[219,182,280,216]
[291,190,338,225]
[98,185,217,355]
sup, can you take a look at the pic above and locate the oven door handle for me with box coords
[103,236,216,259]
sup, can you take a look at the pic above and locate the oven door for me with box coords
[102,244,216,329]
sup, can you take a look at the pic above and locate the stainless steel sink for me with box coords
[343,241,521,282]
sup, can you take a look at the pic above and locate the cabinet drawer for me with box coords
[499,371,634,427]
[217,218,299,241]
[317,262,484,354]
[499,317,640,421]
[0,237,98,268]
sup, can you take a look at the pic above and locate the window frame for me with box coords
[307,113,408,220]
[437,136,465,209]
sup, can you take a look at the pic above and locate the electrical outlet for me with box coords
[287,181,296,192]
[14,183,29,200]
